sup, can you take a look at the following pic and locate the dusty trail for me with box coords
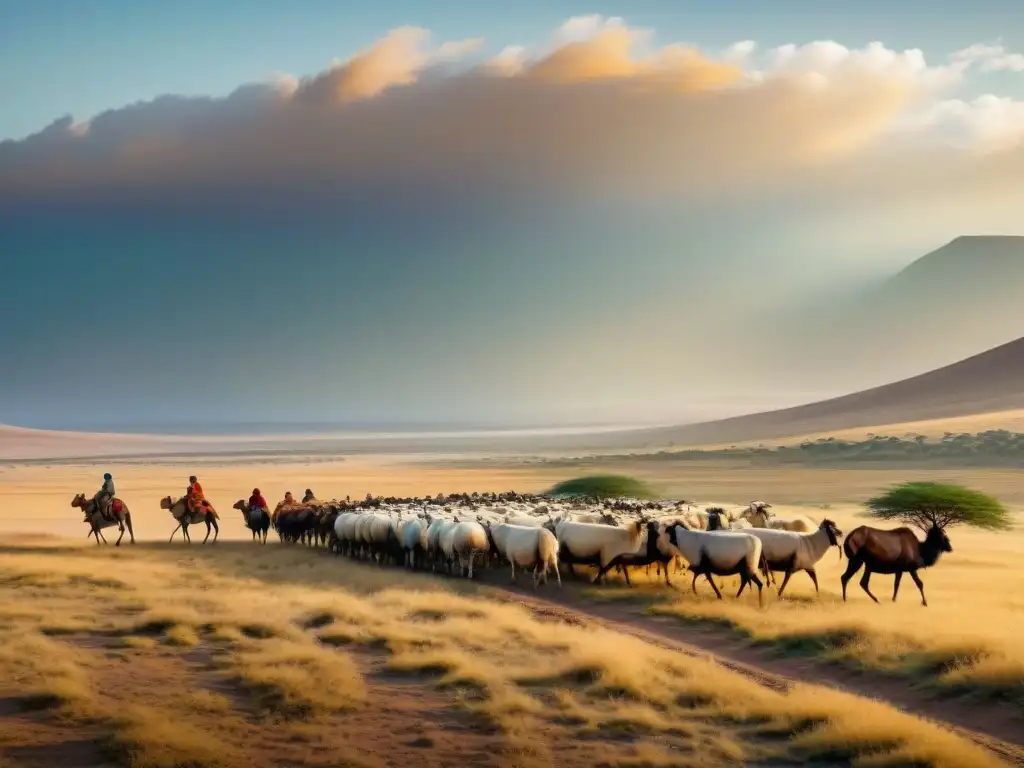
[469,574,1024,767]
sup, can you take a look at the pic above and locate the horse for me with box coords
[160,495,220,544]
[232,499,270,544]
[71,493,135,546]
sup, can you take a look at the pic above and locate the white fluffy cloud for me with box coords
[913,95,1024,151]
[1,15,1023,205]
[951,41,1024,72]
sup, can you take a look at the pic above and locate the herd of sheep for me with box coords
[251,492,845,605]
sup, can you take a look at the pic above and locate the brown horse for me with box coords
[840,524,952,607]
[160,495,220,544]
[71,493,136,546]
[233,499,270,543]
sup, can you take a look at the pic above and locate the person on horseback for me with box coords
[186,475,205,517]
[93,473,115,520]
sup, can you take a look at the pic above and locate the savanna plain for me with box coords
[1,455,1023,768]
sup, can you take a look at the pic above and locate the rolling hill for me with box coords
[638,334,1024,446]
[749,235,1024,395]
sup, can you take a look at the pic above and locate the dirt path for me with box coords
[470,577,1024,767]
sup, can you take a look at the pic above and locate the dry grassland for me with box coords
[3,457,1023,766]
[514,461,1024,715]
[575,502,1023,709]
[0,536,1010,768]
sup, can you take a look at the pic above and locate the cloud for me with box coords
[1,16,1023,207]
[552,14,629,46]
[951,41,1024,73]
[759,40,962,90]
[295,26,435,105]
[912,94,1024,151]
[723,40,757,64]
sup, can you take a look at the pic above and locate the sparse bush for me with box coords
[548,474,658,500]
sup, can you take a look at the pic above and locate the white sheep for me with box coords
[400,516,427,568]
[332,511,360,555]
[663,522,764,606]
[450,520,491,578]
[426,517,455,572]
[743,503,815,533]
[684,509,712,530]
[353,515,375,558]
[598,520,677,587]
[551,519,646,584]
[487,523,561,589]
[393,514,408,545]
[475,508,506,524]
[570,511,617,525]
[364,514,397,564]
[772,515,815,533]
[504,514,544,527]
[438,518,462,574]
[745,519,843,596]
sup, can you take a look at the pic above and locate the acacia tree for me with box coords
[865,481,1011,532]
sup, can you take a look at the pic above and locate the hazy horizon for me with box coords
[3,7,1023,429]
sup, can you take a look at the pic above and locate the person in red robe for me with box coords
[248,488,268,512]
[186,475,205,516]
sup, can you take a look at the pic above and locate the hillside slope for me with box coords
[749,236,1024,395]
[888,235,1024,296]
[642,334,1024,446]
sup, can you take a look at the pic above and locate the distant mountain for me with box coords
[887,235,1024,298]
[750,235,1024,394]
[638,334,1024,446]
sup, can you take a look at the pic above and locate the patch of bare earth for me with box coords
[0,696,112,768]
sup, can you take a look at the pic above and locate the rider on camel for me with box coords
[93,473,115,520]
[272,491,298,523]
[248,488,268,513]
[302,488,316,504]
[186,475,205,517]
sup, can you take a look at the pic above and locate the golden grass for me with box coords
[0,538,1010,768]
[0,459,550,540]
[231,638,365,715]
[674,408,1024,450]
[627,502,1024,707]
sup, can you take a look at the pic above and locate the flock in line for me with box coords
[72,488,954,606]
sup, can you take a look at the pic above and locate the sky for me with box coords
[3,0,1024,142]
[2,3,1023,431]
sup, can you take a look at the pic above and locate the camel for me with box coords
[273,504,317,544]
[71,493,135,546]
[160,495,220,544]
[233,499,270,544]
